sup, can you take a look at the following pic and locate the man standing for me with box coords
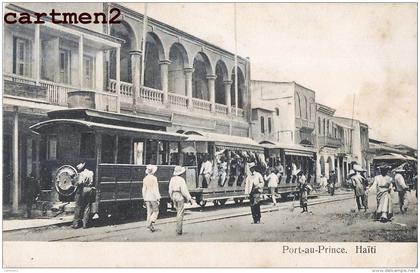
[142,165,161,232]
[350,165,368,212]
[72,162,94,229]
[245,162,264,224]
[264,168,279,206]
[169,166,192,235]
[394,167,409,214]
[328,170,337,196]
[25,172,40,218]
[200,155,213,188]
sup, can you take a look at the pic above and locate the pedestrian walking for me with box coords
[393,167,409,214]
[25,172,40,218]
[350,165,368,212]
[368,166,393,222]
[142,165,161,232]
[72,163,95,229]
[169,166,192,235]
[328,170,337,196]
[319,173,328,192]
[297,170,310,213]
[245,162,264,223]
[264,168,279,206]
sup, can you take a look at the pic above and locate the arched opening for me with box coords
[168,43,188,95]
[144,32,164,90]
[215,60,228,104]
[302,95,308,119]
[230,67,245,108]
[327,156,333,175]
[110,21,137,83]
[192,52,211,100]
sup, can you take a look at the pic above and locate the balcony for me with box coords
[318,136,343,149]
[107,79,246,118]
[4,73,118,112]
[296,117,315,131]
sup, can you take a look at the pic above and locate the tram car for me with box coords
[30,109,301,221]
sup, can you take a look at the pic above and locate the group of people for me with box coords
[319,170,337,196]
[348,164,414,223]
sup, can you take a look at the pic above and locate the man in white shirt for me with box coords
[169,166,192,235]
[142,165,161,232]
[264,168,279,206]
[245,162,264,223]
[394,168,409,214]
[200,155,213,188]
[72,162,95,229]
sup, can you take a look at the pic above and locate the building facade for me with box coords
[3,3,252,210]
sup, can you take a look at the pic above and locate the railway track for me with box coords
[48,193,354,242]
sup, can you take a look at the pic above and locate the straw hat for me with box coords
[145,164,158,175]
[173,166,186,176]
[353,165,364,172]
[76,162,86,171]
[296,169,303,176]
[393,167,406,173]
[248,162,256,168]
[347,170,356,178]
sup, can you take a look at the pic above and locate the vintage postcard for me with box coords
[1,1,418,268]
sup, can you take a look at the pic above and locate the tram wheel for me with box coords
[213,200,220,207]
[234,198,244,205]
[198,200,207,207]
[219,199,228,206]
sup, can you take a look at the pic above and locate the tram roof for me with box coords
[374,153,417,161]
[259,141,317,156]
[184,131,263,151]
[30,119,188,141]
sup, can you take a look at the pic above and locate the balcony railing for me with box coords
[40,79,77,106]
[140,86,164,104]
[215,103,228,114]
[318,136,343,148]
[108,79,133,104]
[168,93,188,108]
[192,98,212,111]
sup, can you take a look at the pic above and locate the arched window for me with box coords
[302,95,308,119]
[144,32,165,90]
[318,117,321,134]
[169,43,188,95]
[295,93,301,117]
[260,116,265,133]
[275,108,280,116]
[192,52,212,100]
[215,60,228,104]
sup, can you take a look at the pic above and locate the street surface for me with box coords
[3,190,417,242]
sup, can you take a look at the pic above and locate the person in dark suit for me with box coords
[25,172,40,218]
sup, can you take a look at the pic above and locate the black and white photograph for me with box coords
[2,1,418,268]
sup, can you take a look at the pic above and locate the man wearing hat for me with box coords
[393,167,409,214]
[169,166,192,235]
[72,162,94,229]
[328,170,337,196]
[142,165,161,232]
[244,162,264,224]
[350,165,368,212]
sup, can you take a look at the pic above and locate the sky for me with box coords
[124,2,417,148]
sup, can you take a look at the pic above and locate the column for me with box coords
[224,80,232,114]
[207,74,217,112]
[184,67,194,109]
[79,36,84,89]
[159,59,171,104]
[115,46,121,113]
[34,24,41,85]
[12,107,19,213]
[130,50,142,108]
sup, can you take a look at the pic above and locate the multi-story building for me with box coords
[315,104,354,185]
[250,80,317,180]
[3,3,252,210]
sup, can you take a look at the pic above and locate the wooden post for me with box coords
[116,47,121,113]
[34,24,41,85]
[79,36,84,89]
[12,107,19,213]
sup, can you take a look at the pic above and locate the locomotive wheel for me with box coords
[198,200,207,207]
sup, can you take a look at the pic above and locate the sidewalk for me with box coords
[3,205,74,232]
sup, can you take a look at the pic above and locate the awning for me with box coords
[374,153,417,161]
[184,131,264,152]
[30,119,187,142]
[260,141,316,157]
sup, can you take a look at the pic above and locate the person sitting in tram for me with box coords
[200,155,213,188]
[218,156,228,187]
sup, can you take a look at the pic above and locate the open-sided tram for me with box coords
[30,109,302,221]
